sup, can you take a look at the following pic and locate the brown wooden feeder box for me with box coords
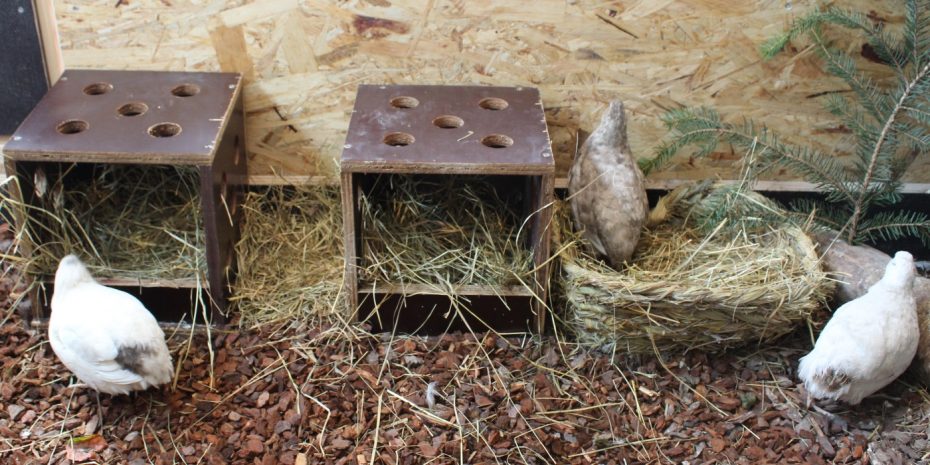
[3,69,246,324]
[340,84,555,334]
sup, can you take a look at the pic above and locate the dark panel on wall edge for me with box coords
[0,1,49,135]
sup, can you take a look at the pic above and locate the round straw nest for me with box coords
[559,181,834,353]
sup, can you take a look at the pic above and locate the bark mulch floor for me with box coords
[1,312,928,464]
[0,230,928,464]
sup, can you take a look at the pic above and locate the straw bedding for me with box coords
[2,164,831,347]
[230,185,345,329]
[2,164,204,281]
[358,174,534,292]
[559,183,834,353]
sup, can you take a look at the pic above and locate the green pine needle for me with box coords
[644,0,930,247]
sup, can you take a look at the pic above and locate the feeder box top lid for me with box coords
[341,85,554,175]
[4,69,242,166]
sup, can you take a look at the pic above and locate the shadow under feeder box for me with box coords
[341,85,555,334]
[3,69,246,324]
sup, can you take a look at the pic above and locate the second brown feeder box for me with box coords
[3,69,246,324]
[341,84,555,334]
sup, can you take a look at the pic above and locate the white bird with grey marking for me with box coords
[798,251,919,405]
[49,255,173,395]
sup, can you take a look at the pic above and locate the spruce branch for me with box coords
[906,0,922,69]
[848,59,930,242]
[644,0,930,247]
[648,107,858,204]
[813,31,889,121]
[857,210,930,247]
[787,198,850,232]
[760,10,831,59]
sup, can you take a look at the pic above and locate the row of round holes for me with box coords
[381,114,509,144]
[57,82,199,137]
[56,120,182,138]
[383,132,513,148]
[387,96,511,147]
[390,96,508,111]
[83,82,200,98]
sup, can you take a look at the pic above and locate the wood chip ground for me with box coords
[0,224,927,464]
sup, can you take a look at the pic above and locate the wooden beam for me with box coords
[554,177,930,195]
[33,0,63,84]
[0,136,8,180]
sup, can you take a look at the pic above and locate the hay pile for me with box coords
[231,185,344,329]
[358,174,534,292]
[2,164,204,280]
[560,182,833,353]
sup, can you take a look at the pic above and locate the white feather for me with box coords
[49,255,173,395]
[798,251,919,405]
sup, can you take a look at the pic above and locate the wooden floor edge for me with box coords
[553,177,930,194]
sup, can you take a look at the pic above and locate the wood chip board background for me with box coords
[49,0,928,188]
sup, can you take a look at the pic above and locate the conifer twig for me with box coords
[643,0,930,247]
[848,60,930,242]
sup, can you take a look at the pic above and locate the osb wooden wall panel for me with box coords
[53,0,926,186]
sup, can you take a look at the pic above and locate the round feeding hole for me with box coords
[117,102,148,117]
[478,97,509,111]
[57,120,89,135]
[390,96,419,109]
[383,132,415,146]
[83,82,113,95]
[171,84,200,97]
[433,115,464,129]
[481,134,513,148]
[148,122,182,138]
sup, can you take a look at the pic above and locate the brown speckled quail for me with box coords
[568,100,648,267]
